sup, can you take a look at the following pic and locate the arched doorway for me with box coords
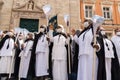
[10,0,46,31]
[19,18,39,32]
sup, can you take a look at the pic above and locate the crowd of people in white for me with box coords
[0,15,120,80]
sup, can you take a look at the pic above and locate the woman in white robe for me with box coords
[35,34,49,77]
[77,16,105,80]
[0,32,14,74]
[34,25,49,79]
[19,33,34,79]
[77,28,98,80]
[52,25,68,80]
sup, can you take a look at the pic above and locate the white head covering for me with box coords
[6,32,14,36]
[27,32,34,38]
[58,24,65,33]
[39,25,46,33]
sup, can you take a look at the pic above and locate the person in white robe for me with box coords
[77,27,97,80]
[97,28,120,80]
[111,29,120,64]
[77,16,105,80]
[34,25,49,80]
[77,19,97,80]
[52,25,68,80]
[19,33,34,80]
[13,33,24,79]
[0,32,15,78]
[100,30,114,80]
[104,38,114,80]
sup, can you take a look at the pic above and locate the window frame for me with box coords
[84,4,95,19]
[102,5,112,20]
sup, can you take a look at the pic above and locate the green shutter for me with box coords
[19,18,39,32]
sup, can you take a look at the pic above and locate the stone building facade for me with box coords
[0,0,80,32]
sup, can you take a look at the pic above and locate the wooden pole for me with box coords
[92,26,97,80]
[92,37,96,80]
[67,21,71,74]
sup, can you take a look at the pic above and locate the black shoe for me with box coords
[20,78,27,80]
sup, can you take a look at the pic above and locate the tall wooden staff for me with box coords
[92,24,97,80]
[92,15,105,80]
[64,14,71,74]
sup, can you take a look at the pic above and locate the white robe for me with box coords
[35,35,49,77]
[111,35,120,64]
[0,38,14,74]
[103,38,114,80]
[19,40,33,78]
[52,34,68,80]
[77,29,98,80]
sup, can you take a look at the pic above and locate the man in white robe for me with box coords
[93,27,112,80]
[77,26,97,80]
[32,25,49,80]
[96,29,120,80]
[0,32,15,79]
[19,33,34,80]
[99,30,114,80]
[77,16,105,80]
[104,37,114,80]
[52,25,68,80]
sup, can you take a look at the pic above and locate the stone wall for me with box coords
[0,0,13,30]
[0,0,80,33]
